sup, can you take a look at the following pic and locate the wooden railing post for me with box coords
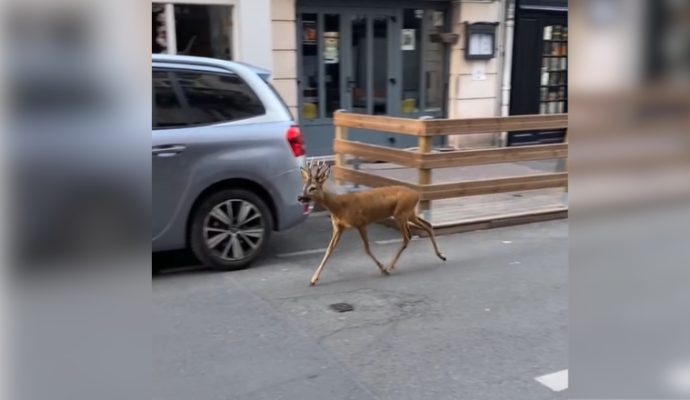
[418,116,434,213]
[334,110,348,185]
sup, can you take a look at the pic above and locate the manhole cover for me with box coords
[329,303,354,313]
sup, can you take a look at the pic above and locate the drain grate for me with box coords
[329,303,354,313]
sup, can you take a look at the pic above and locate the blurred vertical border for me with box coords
[570,0,690,398]
[2,0,151,399]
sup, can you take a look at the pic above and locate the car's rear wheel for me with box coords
[190,189,272,270]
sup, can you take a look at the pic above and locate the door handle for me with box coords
[389,78,397,85]
[152,144,186,156]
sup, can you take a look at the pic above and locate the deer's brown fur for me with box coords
[298,161,446,286]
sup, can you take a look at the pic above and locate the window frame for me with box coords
[152,0,239,60]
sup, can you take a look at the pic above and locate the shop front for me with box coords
[297,0,451,156]
[508,0,568,146]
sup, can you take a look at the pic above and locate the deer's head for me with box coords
[298,161,331,204]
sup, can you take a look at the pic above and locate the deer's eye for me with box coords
[308,186,316,193]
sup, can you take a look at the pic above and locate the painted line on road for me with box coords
[275,248,328,258]
[535,369,568,392]
[375,237,421,245]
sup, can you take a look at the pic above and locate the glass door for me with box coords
[296,7,447,154]
[343,10,399,116]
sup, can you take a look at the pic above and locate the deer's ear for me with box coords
[300,167,310,181]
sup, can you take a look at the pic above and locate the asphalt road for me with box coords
[154,214,567,400]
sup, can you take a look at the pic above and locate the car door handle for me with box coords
[152,145,186,156]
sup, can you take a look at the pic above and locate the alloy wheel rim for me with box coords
[203,199,264,261]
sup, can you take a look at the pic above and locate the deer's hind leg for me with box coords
[387,216,412,272]
[357,226,388,275]
[409,215,446,261]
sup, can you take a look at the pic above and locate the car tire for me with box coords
[190,189,273,271]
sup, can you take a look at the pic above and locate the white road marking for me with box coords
[275,248,328,258]
[666,362,690,395]
[502,240,512,244]
[375,237,421,245]
[535,369,568,392]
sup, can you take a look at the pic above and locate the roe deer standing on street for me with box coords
[298,161,446,286]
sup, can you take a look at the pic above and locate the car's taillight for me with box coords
[286,125,305,157]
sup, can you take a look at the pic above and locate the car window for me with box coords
[264,80,294,120]
[153,70,187,129]
[153,69,265,129]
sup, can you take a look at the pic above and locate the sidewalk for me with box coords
[325,160,568,229]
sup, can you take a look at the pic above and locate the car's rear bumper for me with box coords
[269,167,309,231]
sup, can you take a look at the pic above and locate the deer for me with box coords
[298,160,446,286]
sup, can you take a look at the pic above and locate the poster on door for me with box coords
[302,21,316,45]
[323,32,339,64]
[402,29,416,51]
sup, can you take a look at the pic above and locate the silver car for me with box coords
[153,54,309,270]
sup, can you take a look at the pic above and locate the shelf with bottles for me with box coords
[543,42,568,56]
[540,71,567,86]
[539,85,567,114]
[542,24,568,57]
[539,101,566,114]
[543,25,567,41]
[542,56,568,71]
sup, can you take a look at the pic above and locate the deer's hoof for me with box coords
[380,268,390,276]
[439,253,447,261]
[309,280,317,286]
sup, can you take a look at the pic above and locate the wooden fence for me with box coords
[332,110,568,232]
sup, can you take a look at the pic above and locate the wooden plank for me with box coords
[381,208,568,236]
[423,114,567,136]
[417,143,568,168]
[418,173,568,200]
[418,135,433,211]
[415,209,568,236]
[334,126,347,185]
[333,139,418,167]
[334,126,347,167]
[334,112,424,136]
[332,166,417,189]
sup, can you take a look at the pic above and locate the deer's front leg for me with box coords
[310,227,343,286]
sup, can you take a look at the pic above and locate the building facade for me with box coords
[152,0,567,155]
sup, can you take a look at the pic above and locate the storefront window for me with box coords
[424,10,445,111]
[300,13,319,120]
[151,2,233,60]
[324,14,341,117]
[372,16,388,115]
[350,15,368,114]
[152,4,168,53]
[539,25,567,114]
[401,9,422,115]
[175,4,232,59]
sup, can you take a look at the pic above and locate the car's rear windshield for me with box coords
[262,78,294,121]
